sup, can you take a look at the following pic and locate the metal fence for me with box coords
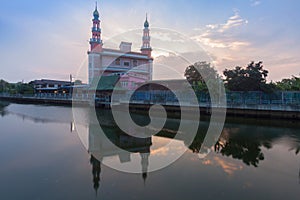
[1,91,300,107]
[128,90,300,106]
[226,91,300,105]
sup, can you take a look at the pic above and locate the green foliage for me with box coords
[74,79,83,85]
[184,61,219,91]
[18,83,34,94]
[193,81,207,92]
[223,61,271,92]
[0,79,9,93]
[275,76,300,91]
[0,80,34,95]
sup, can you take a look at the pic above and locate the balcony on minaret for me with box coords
[90,38,102,43]
[92,27,101,32]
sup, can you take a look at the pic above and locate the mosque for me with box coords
[88,3,153,90]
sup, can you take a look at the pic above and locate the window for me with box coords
[115,58,120,65]
[124,61,130,67]
[121,81,128,87]
[133,60,138,67]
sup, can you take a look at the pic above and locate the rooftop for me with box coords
[89,75,124,91]
[30,79,72,85]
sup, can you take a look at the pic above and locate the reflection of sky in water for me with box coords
[0,103,299,199]
[101,137,186,172]
[3,103,73,124]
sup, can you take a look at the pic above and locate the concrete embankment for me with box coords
[0,96,91,106]
[1,96,299,120]
[126,103,300,120]
[0,96,73,105]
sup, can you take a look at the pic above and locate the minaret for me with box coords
[88,2,103,84]
[90,155,101,196]
[141,14,152,58]
[140,152,150,185]
[90,2,103,52]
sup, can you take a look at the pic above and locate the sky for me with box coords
[0,0,300,83]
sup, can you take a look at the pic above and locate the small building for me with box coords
[29,79,72,94]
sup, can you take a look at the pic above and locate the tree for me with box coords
[184,61,219,91]
[0,80,34,95]
[276,76,300,91]
[74,79,83,85]
[223,61,270,92]
[0,79,9,93]
[18,83,34,95]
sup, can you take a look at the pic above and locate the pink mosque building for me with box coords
[88,4,153,90]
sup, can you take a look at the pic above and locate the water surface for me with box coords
[0,102,299,200]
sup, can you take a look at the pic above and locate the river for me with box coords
[0,101,299,200]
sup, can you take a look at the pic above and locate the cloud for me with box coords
[194,33,250,49]
[251,0,261,7]
[222,13,249,32]
[151,31,186,43]
[206,11,248,33]
[153,50,213,80]
[189,11,254,77]
[191,11,249,50]
[202,156,243,175]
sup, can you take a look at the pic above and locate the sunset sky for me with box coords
[0,0,299,82]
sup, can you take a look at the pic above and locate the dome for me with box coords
[144,19,149,28]
[93,9,99,18]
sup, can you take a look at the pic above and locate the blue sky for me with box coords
[0,0,299,82]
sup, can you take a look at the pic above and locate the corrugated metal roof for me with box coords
[89,76,124,91]
[30,79,71,85]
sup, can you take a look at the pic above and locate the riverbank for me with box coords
[1,95,300,120]
[0,95,91,106]
[125,103,300,120]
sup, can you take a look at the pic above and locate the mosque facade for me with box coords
[88,3,153,90]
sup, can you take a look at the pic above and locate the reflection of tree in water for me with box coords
[187,123,300,167]
[188,132,206,154]
[215,136,264,167]
[159,123,267,167]
[0,101,9,117]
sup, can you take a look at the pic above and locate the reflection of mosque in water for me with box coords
[85,121,151,194]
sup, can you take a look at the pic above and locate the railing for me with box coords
[1,91,300,111]
[121,90,300,111]
[0,93,90,101]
